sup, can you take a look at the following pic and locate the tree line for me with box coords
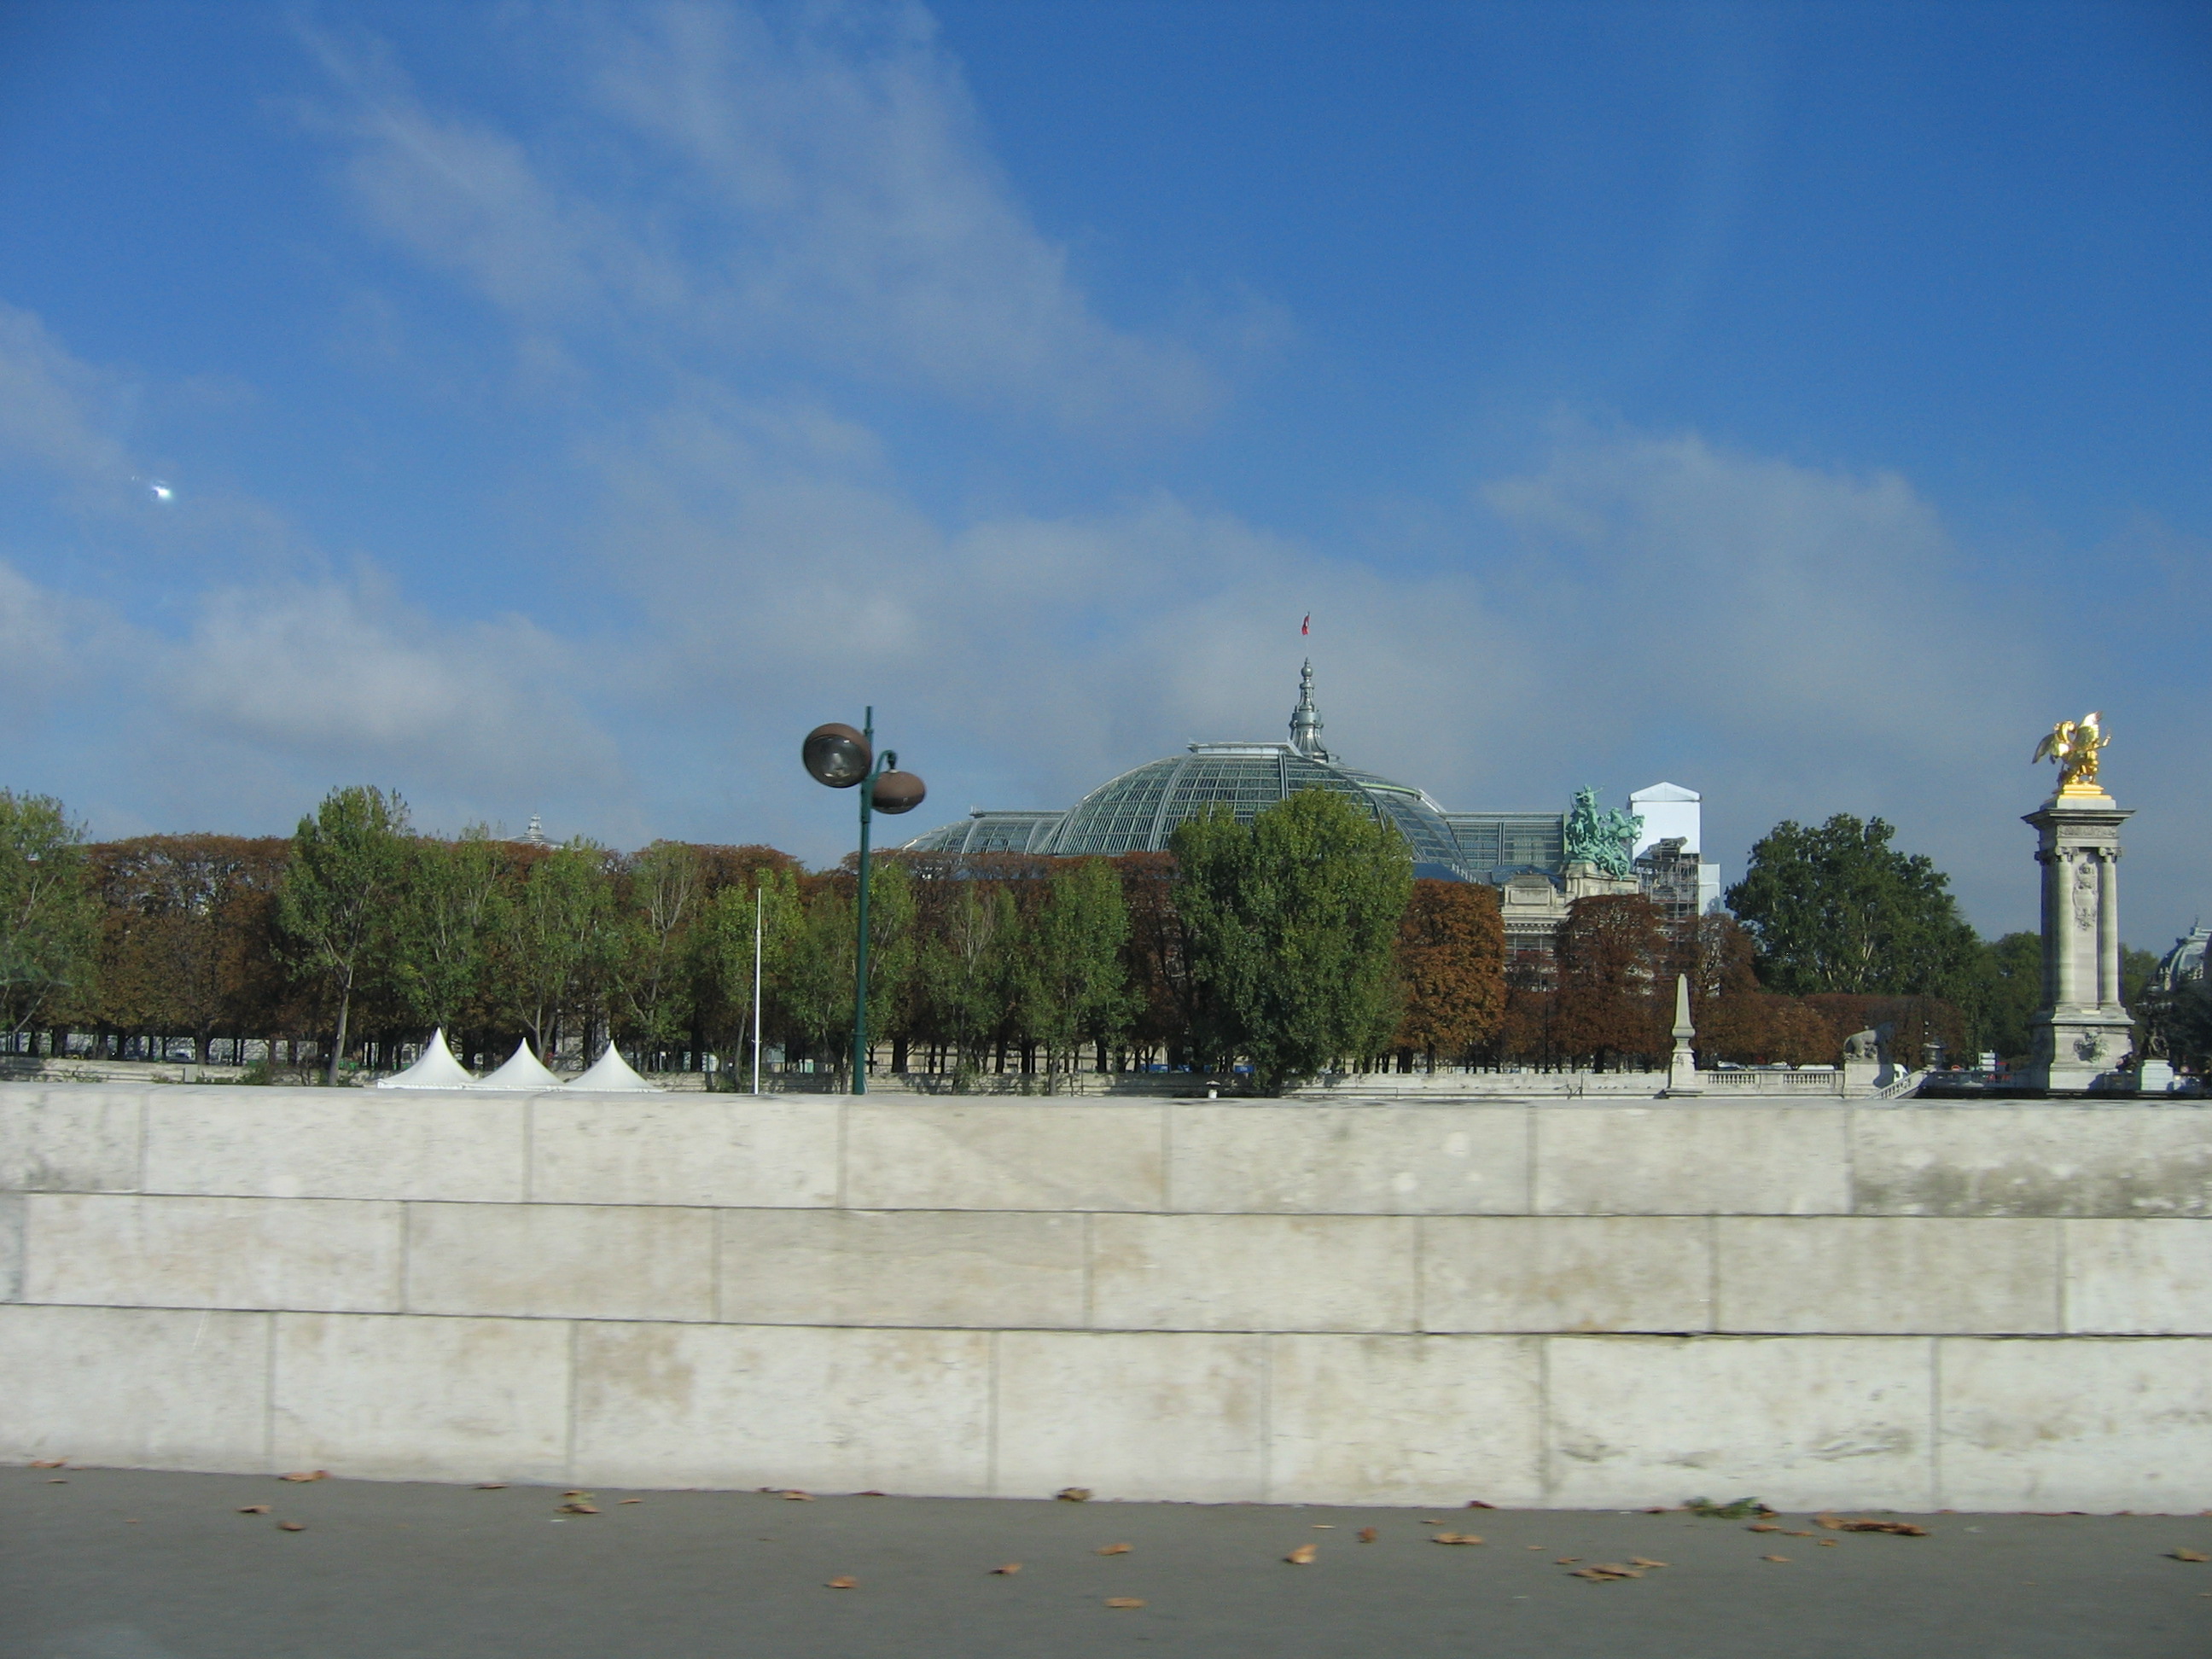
[0,784,2186,1090]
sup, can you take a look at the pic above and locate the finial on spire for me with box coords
[1289,658,1328,759]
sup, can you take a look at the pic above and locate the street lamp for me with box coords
[801,707,926,1094]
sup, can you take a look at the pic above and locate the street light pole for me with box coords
[801,713,927,1100]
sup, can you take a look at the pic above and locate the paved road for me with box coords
[6,1465,2209,1658]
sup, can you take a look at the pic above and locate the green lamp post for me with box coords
[801,709,926,1094]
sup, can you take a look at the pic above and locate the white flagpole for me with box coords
[751,882,764,1097]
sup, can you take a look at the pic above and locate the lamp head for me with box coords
[870,770,928,816]
[802,723,872,789]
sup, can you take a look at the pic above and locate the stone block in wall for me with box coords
[404,1202,714,1323]
[1938,1336,2212,1511]
[2062,1220,2212,1334]
[528,1097,840,1208]
[0,1304,269,1470]
[24,1195,403,1313]
[1851,1107,2212,1217]
[143,1091,525,1202]
[0,1086,143,1192]
[572,1321,991,1495]
[1714,1218,2059,1335]
[271,1312,569,1484]
[842,1103,1163,1212]
[1166,1105,1529,1214]
[1266,1334,1543,1506]
[993,1330,1265,1501]
[1087,1214,1417,1333]
[1545,1335,1934,1511]
[1534,1106,1850,1215]
[0,1192,19,1301]
[1420,1216,1712,1332]
[717,1209,1086,1328]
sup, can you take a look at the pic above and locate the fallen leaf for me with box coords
[1431,1533,1484,1545]
[1104,1598,1145,1610]
[825,1576,857,1590]
[1285,1543,1318,1564]
[2172,1549,2210,1563]
[1422,1517,1445,1524]
[782,1490,815,1502]
[1817,1540,1839,1548]
[1526,1545,1545,1551]
[278,1521,306,1532]
[236,1505,271,1515]
[1761,1554,1790,1563]
[1588,1563,1643,1577]
[859,1490,888,1497]
[619,1499,642,1505]
[29,1459,65,1469]
[1747,1523,1782,1533]
[1640,1506,1672,1514]
[124,1518,139,1524]
[1358,1528,1378,1544]
[1686,1495,1773,1520]
[474,1483,507,1490]
[557,1502,599,1515]
[1781,1529,1816,1538]
[1816,1514,1930,1536]
[1555,1557,1580,1565]
[1465,1499,1497,1510]
[46,1478,67,1484]
[1569,1565,1641,1581]
[1310,1523,1335,1528]
[1057,1487,1092,1503]
[280,1470,328,1483]
[990,1563,1022,1575]
[1628,1557,1669,1569]
[1097,1542,1132,1556]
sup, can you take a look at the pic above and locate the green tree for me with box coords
[1172,789,1413,1095]
[488,841,616,1062]
[389,830,504,1038]
[0,791,98,1044]
[611,841,707,1059]
[1726,815,1980,997]
[1957,930,2042,1062]
[278,786,410,1084]
[912,878,1022,1083]
[1019,858,1132,1086]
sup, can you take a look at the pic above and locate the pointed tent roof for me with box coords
[376,1028,477,1090]
[472,1039,564,1091]
[568,1045,661,1092]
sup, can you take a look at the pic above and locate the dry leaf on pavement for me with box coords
[30,1460,65,1469]
[1815,1512,1928,1535]
[1057,1487,1092,1503]
[474,1483,507,1490]
[782,1490,815,1502]
[825,1576,857,1590]
[280,1470,328,1482]
[2171,1549,2209,1563]
[236,1505,271,1515]
[1097,1543,1132,1556]
[1761,1554,1790,1563]
[620,1499,642,1505]
[1104,1598,1145,1610]
[1628,1557,1668,1569]
[557,1502,599,1515]
[990,1563,1022,1575]
[1284,1543,1318,1565]
[1358,1528,1378,1544]
[1746,1523,1782,1533]
[1431,1533,1484,1545]
[46,1479,67,1484]
[277,1522,306,1532]
[1554,1557,1580,1564]
[1781,1529,1815,1537]
[1466,1500,1497,1509]
[1569,1564,1641,1581]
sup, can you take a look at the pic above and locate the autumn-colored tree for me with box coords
[1115,852,1200,1071]
[1551,894,1669,1070]
[1392,879,1506,1067]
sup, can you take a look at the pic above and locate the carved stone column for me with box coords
[2022,793,2134,1092]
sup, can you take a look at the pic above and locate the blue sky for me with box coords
[1,1,2207,945]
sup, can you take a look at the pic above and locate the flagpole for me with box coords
[751,882,763,1097]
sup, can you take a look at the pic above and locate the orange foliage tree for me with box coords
[1391,878,1505,1067]
[1551,894,1670,1070]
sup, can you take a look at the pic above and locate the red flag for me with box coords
[1301,614,1310,635]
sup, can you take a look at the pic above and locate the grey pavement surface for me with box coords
[5,1464,2209,1658]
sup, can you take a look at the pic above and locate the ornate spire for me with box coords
[1289,659,1328,759]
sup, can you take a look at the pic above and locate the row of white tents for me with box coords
[376,1028,661,1091]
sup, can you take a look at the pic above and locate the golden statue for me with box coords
[2032,711,2110,797]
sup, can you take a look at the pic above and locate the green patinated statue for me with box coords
[1563,786,1644,880]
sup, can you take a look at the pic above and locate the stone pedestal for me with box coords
[2021,790,2135,1092]
[1664,973,1703,1096]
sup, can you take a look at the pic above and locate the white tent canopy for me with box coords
[376,1028,476,1090]
[568,1045,660,1091]
[472,1039,564,1091]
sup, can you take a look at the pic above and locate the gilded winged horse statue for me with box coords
[2032,712,2110,795]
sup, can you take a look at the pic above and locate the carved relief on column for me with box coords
[2054,848,2081,1006]
[2097,844,2122,1009]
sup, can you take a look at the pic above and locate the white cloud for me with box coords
[305,3,1217,426]
[0,300,131,485]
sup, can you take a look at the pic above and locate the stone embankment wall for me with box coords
[4,1086,2210,1512]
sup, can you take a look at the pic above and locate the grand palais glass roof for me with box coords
[903,662,1563,883]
